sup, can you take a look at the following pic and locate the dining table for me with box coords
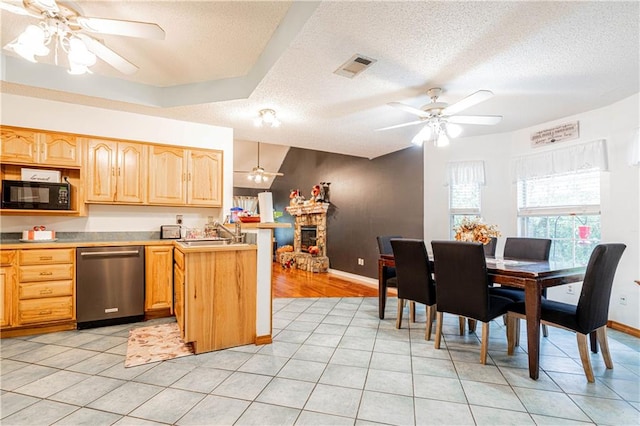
[378,253,587,380]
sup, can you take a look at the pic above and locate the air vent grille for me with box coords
[334,54,377,78]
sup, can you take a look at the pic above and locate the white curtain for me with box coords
[447,160,486,185]
[512,139,608,181]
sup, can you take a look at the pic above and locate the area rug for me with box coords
[125,322,194,367]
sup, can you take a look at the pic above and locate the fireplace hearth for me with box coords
[282,203,330,272]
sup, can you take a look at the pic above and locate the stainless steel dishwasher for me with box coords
[76,246,145,329]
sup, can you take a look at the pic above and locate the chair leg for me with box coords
[424,305,433,341]
[480,322,490,365]
[542,324,549,337]
[434,312,444,349]
[410,301,416,323]
[396,298,404,329]
[458,316,466,335]
[596,326,613,369]
[514,319,520,347]
[468,319,477,333]
[577,332,595,383]
[507,315,517,355]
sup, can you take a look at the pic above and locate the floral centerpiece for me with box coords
[453,217,501,245]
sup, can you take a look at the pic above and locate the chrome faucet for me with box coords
[214,221,243,243]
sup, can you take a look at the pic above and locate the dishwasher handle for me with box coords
[80,250,140,257]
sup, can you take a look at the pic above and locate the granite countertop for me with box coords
[0,232,172,249]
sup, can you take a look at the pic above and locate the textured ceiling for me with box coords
[1,0,639,184]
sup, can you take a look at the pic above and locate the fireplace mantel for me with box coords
[285,203,329,216]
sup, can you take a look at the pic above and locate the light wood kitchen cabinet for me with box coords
[1,127,81,168]
[173,249,185,337]
[85,139,148,204]
[1,251,16,328]
[188,149,223,206]
[174,244,256,354]
[15,248,75,326]
[145,246,174,316]
[148,145,223,207]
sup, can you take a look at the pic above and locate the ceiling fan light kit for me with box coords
[380,87,503,148]
[237,142,284,184]
[2,0,165,75]
[255,109,281,128]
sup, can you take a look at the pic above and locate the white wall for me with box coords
[0,94,234,233]
[424,93,640,329]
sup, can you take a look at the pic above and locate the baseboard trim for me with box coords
[255,334,272,345]
[328,269,378,287]
[608,320,640,338]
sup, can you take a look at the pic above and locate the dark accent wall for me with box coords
[247,146,423,279]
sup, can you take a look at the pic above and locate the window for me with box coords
[450,182,481,236]
[447,161,485,237]
[517,168,602,265]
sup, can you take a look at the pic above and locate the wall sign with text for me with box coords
[531,121,579,147]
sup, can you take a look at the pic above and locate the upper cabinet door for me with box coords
[85,139,118,202]
[117,142,147,204]
[148,145,187,205]
[187,149,223,206]
[38,133,81,167]
[1,128,39,164]
[0,129,80,167]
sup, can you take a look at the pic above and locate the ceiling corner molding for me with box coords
[1,1,321,108]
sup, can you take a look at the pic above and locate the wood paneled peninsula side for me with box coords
[173,242,257,354]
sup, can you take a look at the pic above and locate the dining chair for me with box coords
[507,243,626,382]
[390,238,437,340]
[377,235,402,319]
[490,237,552,339]
[483,237,498,258]
[431,240,514,364]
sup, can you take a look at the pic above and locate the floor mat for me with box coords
[125,322,194,367]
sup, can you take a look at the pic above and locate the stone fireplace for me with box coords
[281,202,330,272]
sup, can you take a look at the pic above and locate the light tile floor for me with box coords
[1,297,639,425]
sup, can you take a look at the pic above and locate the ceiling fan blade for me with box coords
[448,115,503,125]
[75,33,138,74]
[442,90,494,116]
[375,119,425,131]
[0,1,39,16]
[77,17,165,40]
[388,102,430,118]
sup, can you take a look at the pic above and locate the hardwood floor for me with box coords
[272,262,379,298]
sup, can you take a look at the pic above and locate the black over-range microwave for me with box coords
[1,180,71,210]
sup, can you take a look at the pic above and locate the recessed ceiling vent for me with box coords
[334,54,377,78]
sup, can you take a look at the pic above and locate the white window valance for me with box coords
[512,139,608,181]
[447,160,486,186]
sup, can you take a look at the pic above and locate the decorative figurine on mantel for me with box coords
[310,182,331,203]
[289,189,305,206]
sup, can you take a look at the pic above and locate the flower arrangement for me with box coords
[453,217,501,245]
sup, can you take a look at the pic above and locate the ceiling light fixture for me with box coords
[7,20,96,75]
[411,119,463,148]
[254,109,281,128]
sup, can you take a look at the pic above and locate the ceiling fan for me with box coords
[376,88,502,146]
[235,142,284,184]
[1,0,165,75]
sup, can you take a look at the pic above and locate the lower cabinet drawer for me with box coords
[19,264,74,282]
[18,281,73,300]
[17,297,74,324]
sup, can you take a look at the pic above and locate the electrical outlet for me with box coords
[619,295,627,305]
[357,258,364,266]
[566,284,574,295]
[176,215,183,225]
